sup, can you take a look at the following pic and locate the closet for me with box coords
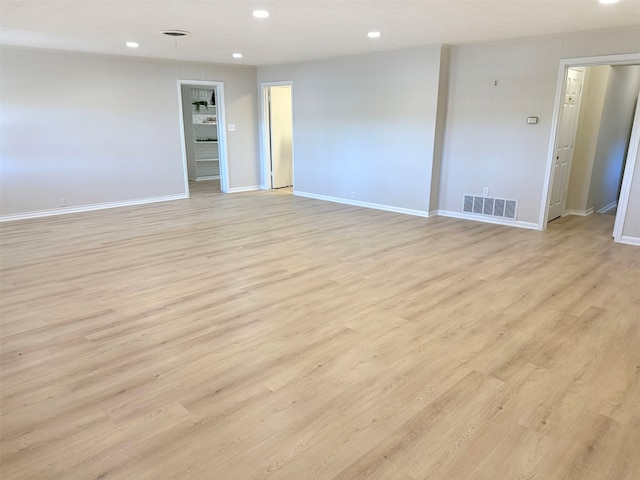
[182,86,220,182]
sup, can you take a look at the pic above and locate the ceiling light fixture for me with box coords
[598,0,620,3]
[232,53,243,59]
[252,10,270,18]
[125,41,139,48]
[367,31,381,38]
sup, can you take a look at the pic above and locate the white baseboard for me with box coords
[294,191,430,218]
[597,201,617,214]
[435,210,540,230]
[617,235,640,246]
[0,193,188,222]
[563,207,594,217]
[228,185,261,193]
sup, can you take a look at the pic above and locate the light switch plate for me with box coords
[228,124,236,131]
[527,116,539,124]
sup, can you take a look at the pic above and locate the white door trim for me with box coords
[613,90,640,242]
[538,53,640,231]
[177,80,230,193]
[259,81,294,190]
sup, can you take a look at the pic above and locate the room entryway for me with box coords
[260,82,294,191]
[177,80,229,196]
[542,56,640,243]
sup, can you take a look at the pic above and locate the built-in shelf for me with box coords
[188,87,220,182]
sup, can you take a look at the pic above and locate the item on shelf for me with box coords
[204,116,216,123]
[192,100,208,111]
[196,138,217,142]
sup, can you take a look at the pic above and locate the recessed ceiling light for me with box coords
[367,31,381,38]
[125,41,139,48]
[599,0,620,3]
[232,53,243,59]
[253,10,270,18]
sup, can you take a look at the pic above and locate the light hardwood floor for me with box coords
[1,189,639,479]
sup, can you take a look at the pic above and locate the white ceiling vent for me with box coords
[463,194,517,220]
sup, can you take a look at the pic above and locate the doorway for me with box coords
[177,80,229,195]
[541,54,640,242]
[260,82,294,191]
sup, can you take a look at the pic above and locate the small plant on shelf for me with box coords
[192,100,209,111]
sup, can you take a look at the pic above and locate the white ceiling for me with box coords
[1,0,639,66]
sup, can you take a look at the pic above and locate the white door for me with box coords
[548,67,585,221]
[269,86,293,189]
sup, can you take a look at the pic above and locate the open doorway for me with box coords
[260,82,294,191]
[541,55,640,241]
[177,80,229,195]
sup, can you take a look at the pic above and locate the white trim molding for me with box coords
[228,185,261,193]
[596,201,617,214]
[614,90,640,244]
[0,193,188,222]
[618,236,640,247]
[436,210,539,230]
[295,191,430,217]
[177,80,230,194]
[563,207,594,217]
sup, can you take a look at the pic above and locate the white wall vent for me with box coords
[463,194,517,220]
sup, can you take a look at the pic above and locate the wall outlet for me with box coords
[350,192,355,199]
[59,198,67,207]
[482,187,489,196]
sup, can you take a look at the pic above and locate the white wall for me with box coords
[587,65,640,212]
[566,66,610,213]
[439,28,640,225]
[257,46,447,214]
[0,46,259,217]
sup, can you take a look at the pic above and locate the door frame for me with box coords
[176,80,230,193]
[613,90,640,243]
[259,81,294,190]
[538,53,640,230]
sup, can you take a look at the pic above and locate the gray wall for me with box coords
[257,46,447,214]
[439,28,640,225]
[0,46,259,216]
[587,65,640,212]
[2,30,640,243]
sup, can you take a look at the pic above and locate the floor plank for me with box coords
[1,186,639,479]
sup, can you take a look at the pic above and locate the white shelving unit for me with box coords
[191,88,219,181]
